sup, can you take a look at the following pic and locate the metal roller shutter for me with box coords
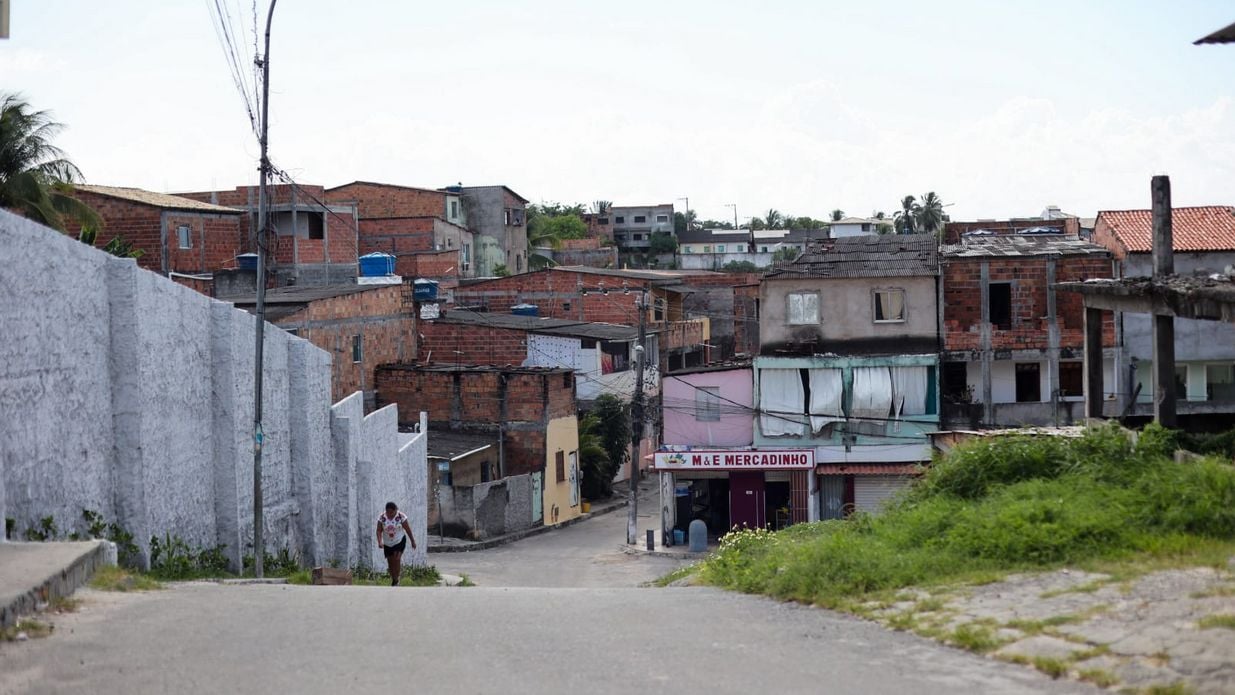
[853,476,910,514]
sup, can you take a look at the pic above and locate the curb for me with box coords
[428,497,630,553]
[0,541,110,630]
[619,544,709,560]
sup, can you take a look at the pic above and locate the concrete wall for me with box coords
[677,252,774,270]
[1,210,427,570]
[1122,252,1235,362]
[436,472,536,539]
[760,276,938,354]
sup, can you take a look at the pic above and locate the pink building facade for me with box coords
[661,365,754,447]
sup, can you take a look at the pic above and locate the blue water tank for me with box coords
[358,252,395,277]
[413,279,439,302]
[235,253,259,271]
[511,303,539,317]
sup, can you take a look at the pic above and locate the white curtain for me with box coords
[809,368,844,433]
[760,369,806,437]
[878,291,904,321]
[851,366,893,420]
[892,366,929,416]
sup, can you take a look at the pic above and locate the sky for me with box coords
[4,1,1235,223]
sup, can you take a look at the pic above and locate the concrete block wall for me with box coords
[436,472,536,539]
[1,210,427,569]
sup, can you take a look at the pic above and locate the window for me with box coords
[873,289,905,322]
[681,246,692,254]
[351,334,363,363]
[653,299,665,322]
[450,200,459,218]
[634,215,646,223]
[462,243,471,265]
[703,245,711,253]
[861,223,871,232]
[632,233,644,241]
[655,215,669,223]
[989,283,1012,329]
[562,301,571,312]
[615,216,625,224]
[516,254,523,271]
[512,209,524,225]
[787,292,819,325]
[1207,363,1235,401]
[447,238,454,248]
[598,217,609,225]
[555,451,566,483]
[600,341,629,373]
[504,209,510,225]
[695,386,722,421]
[563,372,572,389]
[942,362,969,403]
[716,245,726,253]
[1059,362,1083,398]
[272,211,323,239]
[177,225,191,249]
[1015,363,1040,402]
[761,246,769,252]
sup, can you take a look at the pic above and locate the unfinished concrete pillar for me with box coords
[1150,175,1177,427]
[1084,306,1104,420]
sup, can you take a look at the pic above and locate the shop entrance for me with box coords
[729,471,766,529]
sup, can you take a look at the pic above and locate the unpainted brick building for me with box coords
[940,234,1116,428]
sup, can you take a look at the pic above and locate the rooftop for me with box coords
[667,361,752,376]
[831,217,883,225]
[74,185,242,214]
[765,234,938,279]
[1196,21,1235,44]
[225,284,392,321]
[1058,274,1235,323]
[941,235,1111,258]
[432,310,637,341]
[677,228,751,244]
[1097,206,1235,253]
[324,180,450,196]
[427,429,497,460]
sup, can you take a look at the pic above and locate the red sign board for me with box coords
[653,449,815,470]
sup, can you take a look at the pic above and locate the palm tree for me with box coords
[830,209,844,222]
[577,413,613,500]
[0,93,101,232]
[764,208,783,230]
[893,195,917,235]
[914,191,946,235]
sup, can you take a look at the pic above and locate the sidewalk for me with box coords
[428,492,632,553]
[0,540,110,629]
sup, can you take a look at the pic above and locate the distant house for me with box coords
[610,204,675,251]
[827,217,883,238]
[459,185,529,276]
[1091,206,1235,422]
[65,184,245,292]
[940,233,1116,428]
[756,235,941,520]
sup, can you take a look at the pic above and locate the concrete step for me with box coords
[0,541,111,629]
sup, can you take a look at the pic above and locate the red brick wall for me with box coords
[1090,217,1130,262]
[453,270,648,324]
[734,284,760,355]
[275,285,414,403]
[325,182,446,219]
[398,250,462,286]
[358,217,437,255]
[942,218,1078,244]
[418,320,529,365]
[374,366,574,426]
[943,255,1115,351]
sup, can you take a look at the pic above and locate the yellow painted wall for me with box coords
[543,416,581,526]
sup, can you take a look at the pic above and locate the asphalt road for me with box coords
[0,583,1096,695]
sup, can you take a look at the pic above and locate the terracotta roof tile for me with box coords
[1098,206,1235,253]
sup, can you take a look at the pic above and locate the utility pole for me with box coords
[251,0,278,578]
[627,289,649,545]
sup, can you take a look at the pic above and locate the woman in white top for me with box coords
[376,501,417,586]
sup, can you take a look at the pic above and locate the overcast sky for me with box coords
[5,1,1234,222]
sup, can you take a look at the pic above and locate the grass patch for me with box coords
[1145,683,1194,695]
[949,622,1002,653]
[1190,584,1235,599]
[351,565,441,587]
[1005,613,1084,635]
[654,563,700,587]
[1,619,53,641]
[1076,667,1118,688]
[1040,578,1110,598]
[48,596,82,613]
[1197,614,1235,630]
[455,573,476,587]
[1031,656,1070,679]
[90,565,162,592]
[696,424,1235,609]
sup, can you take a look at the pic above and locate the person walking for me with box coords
[377,501,416,586]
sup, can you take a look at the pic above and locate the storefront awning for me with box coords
[816,464,923,476]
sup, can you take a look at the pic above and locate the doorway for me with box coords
[729,471,766,529]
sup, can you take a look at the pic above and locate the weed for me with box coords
[886,611,918,632]
[286,569,313,585]
[914,597,947,613]
[1190,584,1235,599]
[1032,656,1070,679]
[1,619,52,641]
[1040,578,1110,598]
[1076,668,1119,688]
[1145,683,1194,695]
[949,623,1001,653]
[456,573,476,587]
[654,564,699,587]
[90,565,162,592]
[1197,614,1235,630]
[48,596,81,613]
[24,516,58,541]
[1005,614,1083,635]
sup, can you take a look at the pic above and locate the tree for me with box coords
[792,216,825,230]
[0,93,102,233]
[592,200,611,215]
[649,232,677,254]
[722,260,759,272]
[527,202,588,269]
[894,195,917,235]
[699,219,734,230]
[764,208,784,230]
[492,263,511,277]
[578,413,614,500]
[913,191,947,236]
[830,209,845,222]
[772,246,799,263]
[673,209,697,235]
[589,395,631,493]
[749,217,767,231]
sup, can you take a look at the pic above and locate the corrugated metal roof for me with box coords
[427,429,497,460]
[1196,21,1235,44]
[74,184,242,213]
[1098,206,1235,253]
[225,284,380,304]
[434,310,637,341]
[941,235,1111,258]
[765,234,938,279]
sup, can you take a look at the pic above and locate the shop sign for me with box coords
[654,449,815,470]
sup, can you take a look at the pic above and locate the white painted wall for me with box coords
[1,210,427,571]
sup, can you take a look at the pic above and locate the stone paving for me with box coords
[858,563,1235,694]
